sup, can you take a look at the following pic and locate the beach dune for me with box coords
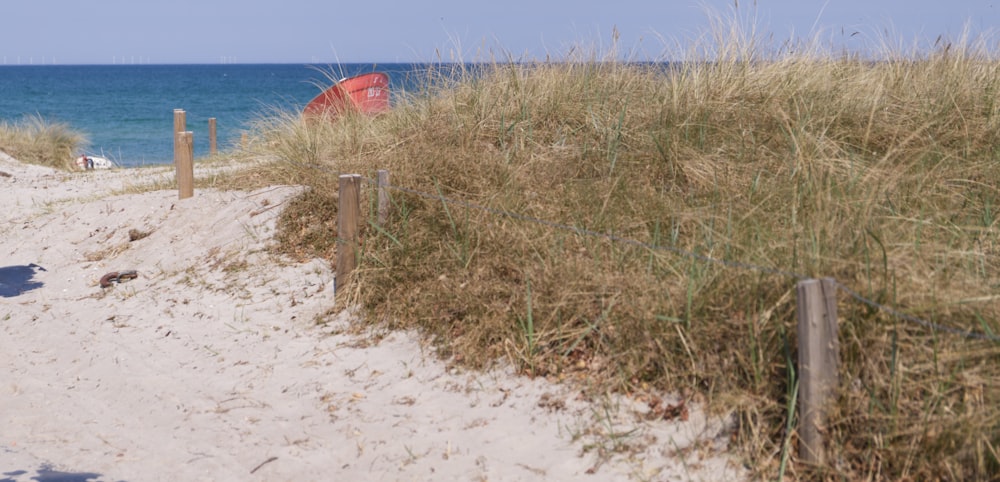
[0,153,745,481]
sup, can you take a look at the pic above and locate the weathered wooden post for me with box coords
[376,169,390,227]
[796,277,840,466]
[336,174,362,294]
[173,109,186,155]
[176,131,194,199]
[208,117,217,155]
[173,109,187,197]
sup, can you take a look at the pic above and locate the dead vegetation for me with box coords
[0,114,88,170]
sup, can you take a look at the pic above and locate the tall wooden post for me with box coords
[176,131,194,199]
[796,277,840,466]
[208,117,217,155]
[173,109,186,192]
[376,169,390,227]
[336,174,362,294]
[173,109,186,157]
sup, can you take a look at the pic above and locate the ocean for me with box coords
[0,63,425,167]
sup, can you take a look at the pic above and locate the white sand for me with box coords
[0,153,748,481]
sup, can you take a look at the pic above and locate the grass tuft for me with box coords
[0,114,88,170]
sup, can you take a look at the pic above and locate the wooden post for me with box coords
[208,117,217,155]
[336,174,362,294]
[173,109,186,160]
[376,169,390,227]
[796,277,840,466]
[174,109,187,186]
[176,131,194,199]
[240,132,248,149]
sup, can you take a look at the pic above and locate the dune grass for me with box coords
[0,114,88,170]
[216,25,1000,480]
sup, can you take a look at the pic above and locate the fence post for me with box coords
[173,109,186,159]
[176,131,194,199]
[796,277,840,466]
[208,117,217,155]
[376,169,390,227]
[336,174,362,294]
[173,109,186,136]
[173,109,186,197]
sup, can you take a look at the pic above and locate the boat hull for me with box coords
[304,72,390,117]
[76,154,115,170]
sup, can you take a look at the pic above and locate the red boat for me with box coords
[304,72,390,117]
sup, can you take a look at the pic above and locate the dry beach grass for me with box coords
[231,31,1000,480]
[0,114,87,171]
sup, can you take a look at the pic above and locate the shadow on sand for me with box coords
[0,263,45,297]
[1,464,116,482]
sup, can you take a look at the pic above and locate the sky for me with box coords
[1,1,998,65]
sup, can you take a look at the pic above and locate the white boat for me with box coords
[76,154,116,170]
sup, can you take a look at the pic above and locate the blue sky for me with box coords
[1,1,997,64]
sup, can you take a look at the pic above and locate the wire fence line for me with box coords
[835,282,999,341]
[332,171,1000,343]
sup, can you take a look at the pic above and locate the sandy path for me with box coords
[0,154,747,481]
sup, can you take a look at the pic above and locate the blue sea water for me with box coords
[0,63,425,167]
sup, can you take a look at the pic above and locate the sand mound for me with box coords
[0,155,747,481]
